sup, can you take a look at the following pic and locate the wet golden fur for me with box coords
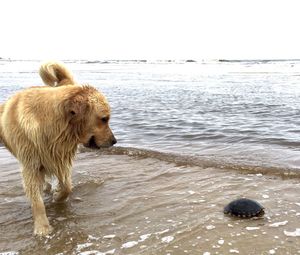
[0,61,116,236]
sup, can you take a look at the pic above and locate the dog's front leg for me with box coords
[32,197,52,236]
[22,166,52,236]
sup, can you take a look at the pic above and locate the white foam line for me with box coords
[269,220,288,227]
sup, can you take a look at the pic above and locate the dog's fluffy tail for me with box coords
[39,61,75,87]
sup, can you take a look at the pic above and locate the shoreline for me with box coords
[2,143,300,179]
[80,146,300,179]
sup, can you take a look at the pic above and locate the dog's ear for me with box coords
[64,94,89,122]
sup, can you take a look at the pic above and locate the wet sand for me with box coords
[1,147,300,254]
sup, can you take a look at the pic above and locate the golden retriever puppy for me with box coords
[0,61,116,236]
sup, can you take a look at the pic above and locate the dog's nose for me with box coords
[111,137,117,145]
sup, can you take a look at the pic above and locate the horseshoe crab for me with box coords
[224,198,265,218]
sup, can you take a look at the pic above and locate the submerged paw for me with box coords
[34,223,53,236]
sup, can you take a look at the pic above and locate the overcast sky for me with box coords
[1,0,300,60]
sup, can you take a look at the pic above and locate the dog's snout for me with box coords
[111,137,117,145]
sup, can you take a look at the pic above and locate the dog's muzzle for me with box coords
[84,136,117,149]
[85,136,99,149]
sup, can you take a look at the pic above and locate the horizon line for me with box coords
[2,57,300,62]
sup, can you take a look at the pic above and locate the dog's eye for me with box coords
[101,116,109,123]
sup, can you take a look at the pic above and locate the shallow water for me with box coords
[1,59,300,254]
[1,147,300,254]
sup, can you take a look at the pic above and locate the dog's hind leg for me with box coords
[43,181,52,194]
[53,168,72,202]
[22,164,52,236]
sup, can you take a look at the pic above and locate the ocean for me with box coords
[0,59,300,254]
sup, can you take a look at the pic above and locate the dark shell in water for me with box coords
[224,198,265,218]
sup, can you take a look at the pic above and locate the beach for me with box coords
[0,59,300,254]
[1,147,300,254]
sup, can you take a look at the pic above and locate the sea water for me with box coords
[0,59,300,254]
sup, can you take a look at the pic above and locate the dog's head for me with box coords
[64,85,117,149]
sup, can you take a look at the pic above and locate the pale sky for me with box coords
[1,0,300,60]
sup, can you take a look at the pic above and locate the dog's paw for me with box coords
[34,223,53,236]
